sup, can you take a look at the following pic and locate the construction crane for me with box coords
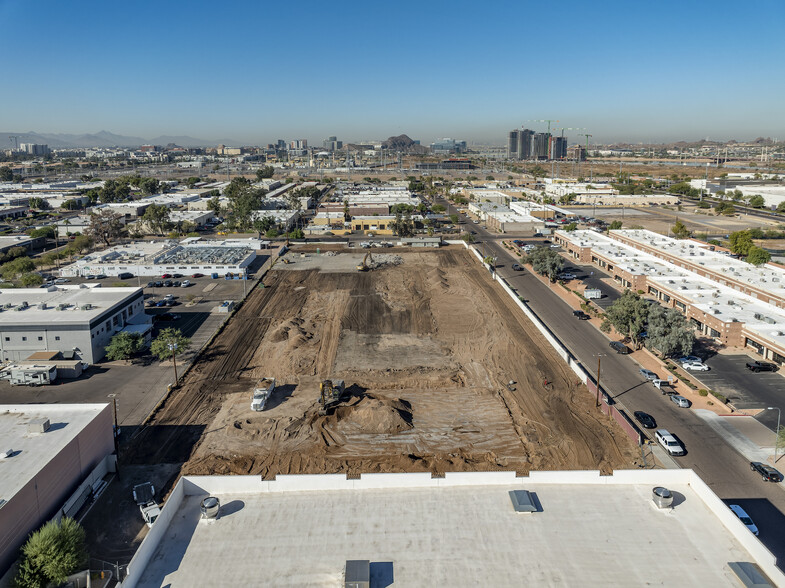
[579,134,593,179]
[356,251,373,272]
[524,120,560,134]
[557,127,585,137]
[8,135,19,150]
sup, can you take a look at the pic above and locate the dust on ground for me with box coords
[125,246,640,479]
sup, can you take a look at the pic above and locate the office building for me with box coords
[549,136,567,160]
[518,129,534,160]
[19,143,50,156]
[532,132,551,160]
[323,136,343,151]
[507,130,519,158]
[567,145,586,161]
[0,286,148,365]
[0,404,115,577]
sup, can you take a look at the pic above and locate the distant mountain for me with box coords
[0,130,241,149]
[382,134,428,154]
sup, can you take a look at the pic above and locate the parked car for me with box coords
[117,272,133,280]
[54,278,68,284]
[728,504,759,536]
[750,461,783,482]
[86,274,96,280]
[670,395,691,408]
[164,294,174,300]
[746,361,777,373]
[511,263,523,271]
[165,299,176,306]
[655,429,685,456]
[154,281,163,288]
[191,273,204,278]
[181,280,192,287]
[558,273,576,280]
[163,280,173,287]
[633,411,656,429]
[609,341,630,354]
[682,361,709,371]
[145,299,156,307]
[95,274,106,280]
[155,300,167,307]
[677,355,702,364]
[639,368,658,381]
[173,281,181,287]
[573,310,590,320]
[173,273,183,278]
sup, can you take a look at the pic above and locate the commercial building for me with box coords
[323,136,343,151]
[59,239,259,279]
[0,286,148,364]
[0,235,43,255]
[567,145,586,161]
[430,138,467,154]
[554,229,785,363]
[532,132,551,160]
[19,143,50,156]
[0,404,115,577]
[0,205,27,220]
[507,129,534,160]
[120,470,785,588]
[548,136,567,160]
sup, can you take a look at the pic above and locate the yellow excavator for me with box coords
[356,251,373,271]
[319,379,346,415]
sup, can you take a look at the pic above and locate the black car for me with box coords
[609,341,630,354]
[634,411,656,429]
[573,310,590,320]
[750,461,782,482]
[146,281,155,288]
[173,273,183,278]
[173,281,181,287]
[164,280,173,288]
[746,361,777,373]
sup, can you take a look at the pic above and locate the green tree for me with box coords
[729,230,754,255]
[390,212,415,237]
[105,331,143,361]
[207,195,222,217]
[431,204,445,213]
[224,177,266,231]
[28,226,55,239]
[150,328,191,363]
[142,203,171,236]
[28,197,51,210]
[408,179,425,192]
[671,220,691,239]
[20,273,43,287]
[86,209,124,247]
[564,222,578,232]
[461,232,475,243]
[0,166,13,182]
[748,194,766,208]
[527,246,564,282]
[777,202,785,214]
[746,246,771,266]
[265,228,279,238]
[528,165,547,181]
[252,215,276,239]
[646,304,694,357]
[14,517,87,588]
[140,177,160,195]
[601,290,649,348]
[185,176,201,188]
[449,214,459,224]
[256,165,275,180]
[1,256,36,281]
[609,220,623,230]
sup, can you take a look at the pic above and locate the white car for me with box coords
[655,429,685,456]
[682,361,709,371]
[54,278,69,284]
[670,395,691,408]
[728,504,759,535]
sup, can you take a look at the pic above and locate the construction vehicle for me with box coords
[132,482,161,528]
[356,252,372,271]
[251,377,276,411]
[319,379,346,415]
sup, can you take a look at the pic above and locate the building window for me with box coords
[708,328,720,337]
[38,336,43,341]
[55,336,60,341]
[22,337,27,341]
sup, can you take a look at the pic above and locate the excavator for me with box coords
[356,251,373,271]
[319,378,346,415]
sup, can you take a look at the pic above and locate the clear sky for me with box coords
[2,0,783,145]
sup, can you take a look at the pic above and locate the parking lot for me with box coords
[0,256,270,428]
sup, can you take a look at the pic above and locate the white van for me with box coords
[655,429,685,456]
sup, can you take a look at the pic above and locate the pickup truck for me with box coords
[133,482,161,528]
[746,361,777,372]
[251,377,276,411]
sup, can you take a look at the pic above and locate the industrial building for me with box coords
[0,285,148,365]
[0,404,115,578]
[554,229,785,363]
[119,470,785,588]
[59,238,259,279]
[0,234,44,255]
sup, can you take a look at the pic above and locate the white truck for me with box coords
[584,288,603,300]
[251,377,276,411]
[132,482,161,528]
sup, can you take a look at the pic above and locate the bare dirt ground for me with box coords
[124,246,640,479]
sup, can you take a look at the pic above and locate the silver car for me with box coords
[670,395,690,408]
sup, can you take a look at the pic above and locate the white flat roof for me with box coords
[0,235,34,248]
[0,404,109,503]
[0,286,141,325]
[130,471,783,587]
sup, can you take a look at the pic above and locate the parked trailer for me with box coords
[0,365,57,386]
[584,288,603,300]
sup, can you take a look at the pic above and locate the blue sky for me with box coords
[2,0,783,145]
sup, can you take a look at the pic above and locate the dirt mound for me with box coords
[331,394,413,434]
[368,254,403,270]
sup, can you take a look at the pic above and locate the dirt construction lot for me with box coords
[125,246,639,478]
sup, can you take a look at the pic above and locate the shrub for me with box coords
[14,517,87,588]
[710,390,727,404]
[698,389,709,397]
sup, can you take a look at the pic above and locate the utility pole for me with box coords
[769,406,782,463]
[168,342,179,383]
[594,354,607,407]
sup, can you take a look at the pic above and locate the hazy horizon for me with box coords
[2,0,783,146]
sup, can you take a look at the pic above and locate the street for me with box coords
[435,195,785,567]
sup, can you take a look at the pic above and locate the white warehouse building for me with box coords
[0,286,148,365]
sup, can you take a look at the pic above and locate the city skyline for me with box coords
[2,0,784,144]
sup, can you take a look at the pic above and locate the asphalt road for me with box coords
[435,195,785,565]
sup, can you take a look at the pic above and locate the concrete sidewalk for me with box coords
[694,410,781,469]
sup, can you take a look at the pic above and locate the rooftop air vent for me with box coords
[653,487,674,509]
[0,449,14,460]
[201,496,220,519]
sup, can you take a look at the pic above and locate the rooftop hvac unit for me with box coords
[28,418,50,434]
[712,309,720,314]
[764,316,777,325]
[56,304,67,311]
[38,302,47,310]
[80,304,92,311]
[754,313,763,320]
[20,301,28,309]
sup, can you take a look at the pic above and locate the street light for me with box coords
[768,406,782,463]
[168,342,179,384]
